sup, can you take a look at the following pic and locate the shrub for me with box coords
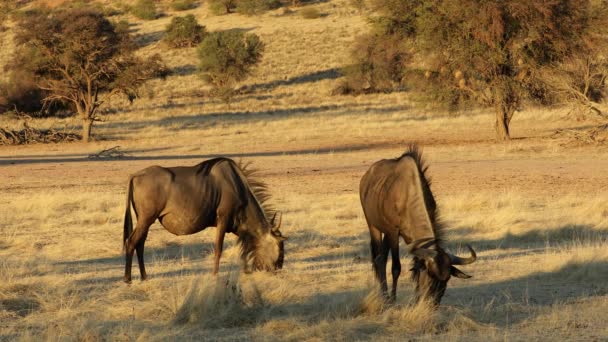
[131,0,157,20]
[236,0,281,16]
[208,0,237,15]
[163,14,206,48]
[334,33,409,95]
[197,31,264,101]
[0,71,45,115]
[300,7,321,19]
[171,0,197,11]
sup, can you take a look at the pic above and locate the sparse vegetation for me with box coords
[131,0,158,20]
[163,14,206,48]
[208,0,237,15]
[197,30,264,101]
[300,7,321,19]
[236,0,282,15]
[171,0,197,11]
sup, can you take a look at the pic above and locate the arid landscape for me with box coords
[1,0,607,341]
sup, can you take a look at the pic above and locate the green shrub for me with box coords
[300,7,321,19]
[171,0,197,11]
[197,31,264,101]
[163,14,206,48]
[236,0,281,15]
[131,0,157,20]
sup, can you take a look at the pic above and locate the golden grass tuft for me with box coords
[173,269,265,328]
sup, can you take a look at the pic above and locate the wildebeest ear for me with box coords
[450,266,472,279]
[270,212,282,228]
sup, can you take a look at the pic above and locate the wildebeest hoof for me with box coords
[124,277,132,284]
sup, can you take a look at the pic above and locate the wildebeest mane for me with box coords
[236,160,276,221]
[399,144,446,245]
[236,160,279,271]
[196,158,276,220]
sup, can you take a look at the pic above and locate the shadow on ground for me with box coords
[444,258,608,326]
[238,68,342,93]
[450,224,608,250]
[0,141,397,166]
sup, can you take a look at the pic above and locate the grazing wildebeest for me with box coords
[359,145,476,305]
[123,157,286,283]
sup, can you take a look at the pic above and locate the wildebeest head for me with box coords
[250,212,287,271]
[408,238,476,306]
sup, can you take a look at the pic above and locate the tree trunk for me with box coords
[494,100,517,141]
[82,117,94,143]
[495,107,510,141]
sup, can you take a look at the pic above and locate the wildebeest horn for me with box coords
[406,237,435,252]
[449,244,477,265]
[407,237,437,259]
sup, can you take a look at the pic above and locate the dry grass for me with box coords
[0,182,606,340]
[1,1,608,340]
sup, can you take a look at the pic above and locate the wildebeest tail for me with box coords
[123,176,134,252]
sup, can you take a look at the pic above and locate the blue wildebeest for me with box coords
[360,145,476,305]
[123,157,286,283]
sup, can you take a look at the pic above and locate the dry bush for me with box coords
[208,0,237,15]
[237,0,282,16]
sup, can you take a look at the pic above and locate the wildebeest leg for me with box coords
[369,225,388,298]
[124,217,154,283]
[135,229,150,281]
[387,236,400,302]
[213,214,232,275]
